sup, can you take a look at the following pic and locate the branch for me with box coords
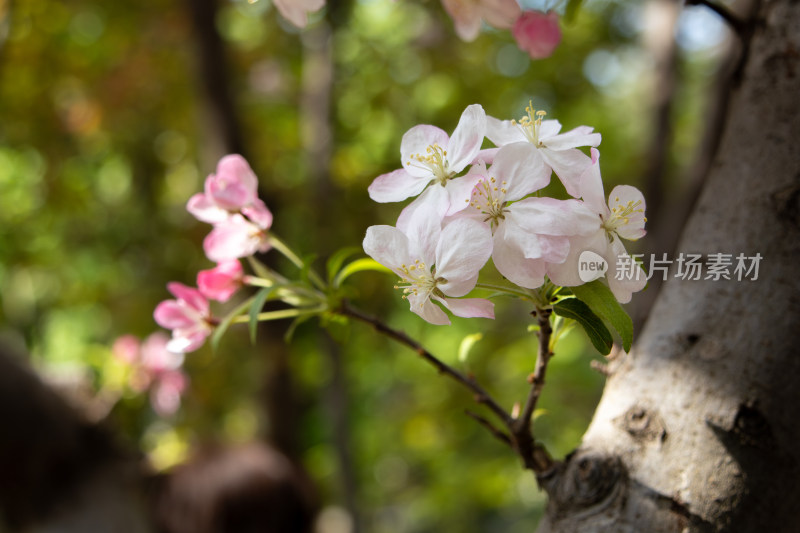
[338,303,512,427]
[464,410,512,447]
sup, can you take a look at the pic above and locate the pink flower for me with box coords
[111,332,188,415]
[153,282,214,353]
[441,0,521,41]
[197,260,244,302]
[513,11,562,60]
[187,155,273,228]
[203,214,271,262]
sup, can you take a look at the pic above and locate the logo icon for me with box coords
[578,251,608,283]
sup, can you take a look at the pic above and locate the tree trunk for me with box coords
[537,0,800,531]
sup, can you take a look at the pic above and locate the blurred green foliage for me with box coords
[0,0,730,530]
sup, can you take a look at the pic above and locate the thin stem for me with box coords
[465,410,512,447]
[231,306,325,324]
[338,303,513,426]
[474,282,533,300]
[243,276,274,288]
[518,308,553,429]
[269,234,327,291]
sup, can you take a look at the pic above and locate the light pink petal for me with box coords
[486,116,527,147]
[154,300,195,330]
[480,0,522,29]
[186,193,230,224]
[501,218,542,259]
[397,186,449,264]
[540,147,593,198]
[446,104,486,173]
[197,260,244,302]
[112,335,140,365]
[435,217,492,296]
[400,125,450,178]
[512,11,561,60]
[490,143,550,201]
[203,215,269,262]
[491,225,547,289]
[362,225,413,275]
[474,147,499,164]
[408,292,451,325]
[141,332,183,373]
[167,326,210,354]
[436,296,495,319]
[608,185,647,241]
[509,197,600,237]
[543,126,601,151]
[441,0,482,41]
[577,148,607,214]
[607,236,647,303]
[241,198,273,230]
[546,231,607,287]
[444,172,485,216]
[538,119,562,139]
[167,282,209,315]
[368,168,431,203]
[216,154,258,194]
[538,235,571,264]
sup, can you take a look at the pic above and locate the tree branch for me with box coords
[338,303,512,427]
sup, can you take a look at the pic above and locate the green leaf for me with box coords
[285,313,315,343]
[571,280,634,352]
[334,258,392,287]
[457,333,483,363]
[211,297,255,353]
[326,246,363,283]
[249,287,274,344]
[553,298,613,355]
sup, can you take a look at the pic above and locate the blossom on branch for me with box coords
[547,149,648,303]
[154,282,215,353]
[486,102,601,197]
[513,11,562,59]
[440,0,521,41]
[363,217,494,325]
[197,260,244,302]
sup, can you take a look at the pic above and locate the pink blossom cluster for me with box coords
[112,332,188,416]
[154,156,266,354]
[364,102,647,324]
[275,0,562,60]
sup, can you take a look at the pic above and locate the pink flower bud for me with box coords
[512,11,561,60]
[197,260,244,302]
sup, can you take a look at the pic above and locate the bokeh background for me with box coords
[0,0,732,530]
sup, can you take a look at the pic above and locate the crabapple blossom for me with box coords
[363,217,494,325]
[369,104,487,222]
[112,332,187,416]
[274,0,325,28]
[440,0,521,41]
[512,11,562,59]
[547,149,647,303]
[197,260,244,302]
[486,102,601,197]
[154,282,214,353]
[456,143,599,288]
[187,154,272,227]
[203,213,271,262]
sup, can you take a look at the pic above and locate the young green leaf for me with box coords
[249,287,274,344]
[571,280,633,352]
[334,258,393,287]
[553,298,613,355]
[458,333,484,364]
[326,246,363,283]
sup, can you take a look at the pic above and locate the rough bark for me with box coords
[538,0,800,531]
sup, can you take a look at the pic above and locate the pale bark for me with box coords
[538,0,800,531]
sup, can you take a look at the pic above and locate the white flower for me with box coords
[363,217,494,325]
[486,101,601,197]
[368,104,486,222]
[456,143,598,288]
[547,149,647,303]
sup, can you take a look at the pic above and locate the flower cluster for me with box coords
[112,332,188,416]
[363,102,647,324]
[154,156,270,354]
[275,0,562,60]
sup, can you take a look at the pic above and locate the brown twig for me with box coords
[338,303,513,427]
[464,410,513,447]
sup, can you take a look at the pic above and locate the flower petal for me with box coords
[167,282,209,315]
[447,104,486,173]
[154,300,195,330]
[203,215,269,262]
[436,296,495,319]
[362,225,412,275]
[186,193,229,224]
[540,147,593,198]
[400,125,450,178]
[435,217,492,296]
[408,292,451,325]
[486,116,527,146]
[577,148,607,214]
[546,231,607,287]
[242,198,273,230]
[607,236,647,303]
[509,197,599,237]
[608,185,647,241]
[368,168,430,203]
[543,126,601,151]
[490,142,550,200]
[491,225,547,289]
